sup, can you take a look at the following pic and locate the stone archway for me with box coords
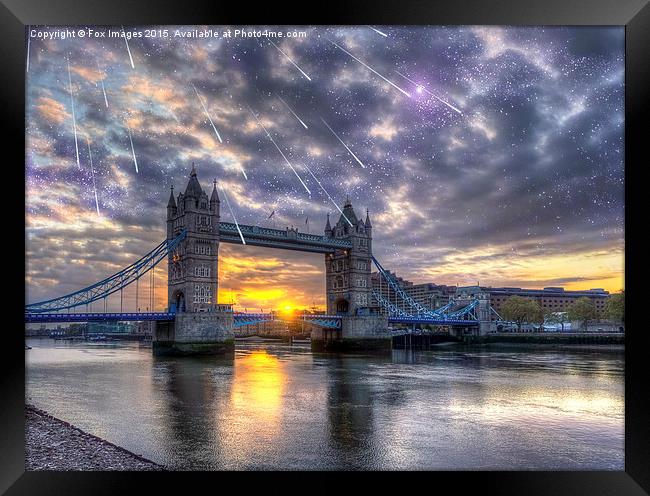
[335,298,349,315]
[174,291,186,313]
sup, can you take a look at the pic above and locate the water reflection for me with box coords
[217,350,287,468]
[151,356,234,469]
[25,339,624,470]
[231,351,285,416]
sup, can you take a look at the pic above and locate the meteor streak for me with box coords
[320,117,366,168]
[276,95,308,129]
[126,124,139,173]
[122,26,135,69]
[328,39,410,98]
[268,40,312,81]
[192,83,223,144]
[370,27,388,37]
[219,185,246,245]
[394,70,463,114]
[248,107,311,195]
[86,136,100,216]
[101,80,109,108]
[66,57,81,169]
[192,85,245,178]
[301,162,354,227]
[97,62,109,108]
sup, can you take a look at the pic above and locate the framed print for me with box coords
[1,0,647,494]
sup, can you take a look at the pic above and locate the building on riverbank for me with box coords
[87,322,136,335]
[457,285,611,316]
[371,271,611,317]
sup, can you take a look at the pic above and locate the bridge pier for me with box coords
[311,315,391,353]
[153,311,234,356]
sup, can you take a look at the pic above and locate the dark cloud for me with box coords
[26,25,625,306]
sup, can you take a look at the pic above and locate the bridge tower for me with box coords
[324,198,373,315]
[153,164,234,356]
[315,198,389,351]
[166,163,220,313]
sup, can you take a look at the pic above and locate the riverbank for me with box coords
[482,332,624,346]
[25,404,165,471]
[394,332,625,350]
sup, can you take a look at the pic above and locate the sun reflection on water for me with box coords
[222,349,288,462]
[231,350,285,413]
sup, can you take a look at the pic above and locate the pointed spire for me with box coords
[337,196,358,227]
[365,208,372,228]
[167,185,176,208]
[184,162,204,198]
[325,212,332,233]
[210,178,220,203]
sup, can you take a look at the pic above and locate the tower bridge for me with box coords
[25,164,497,355]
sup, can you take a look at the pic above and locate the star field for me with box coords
[25,25,625,310]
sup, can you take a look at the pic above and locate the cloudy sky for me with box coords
[25,25,624,312]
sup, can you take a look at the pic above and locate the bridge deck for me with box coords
[26,311,275,324]
[218,222,352,253]
[25,312,177,323]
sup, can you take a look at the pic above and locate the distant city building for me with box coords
[237,318,287,336]
[456,285,610,316]
[136,321,155,335]
[25,324,51,337]
[370,269,611,317]
[87,322,135,335]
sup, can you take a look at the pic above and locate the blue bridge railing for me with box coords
[25,312,176,323]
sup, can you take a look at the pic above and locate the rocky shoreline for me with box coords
[25,404,165,471]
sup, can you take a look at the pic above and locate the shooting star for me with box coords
[192,83,223,144]
[97,63,109,108]
[328,39,410,98]
[126,124,139,173]
[320,117,366,168]
[370,27,388,37]
[122,26,135,69]
[219,185,246,245]
[86,136,100,216]
[301,162,353,227]
[66,57,81,169]
[276,95,308,129]
[268,39,311,81]
[394,70,463,114]
[248,107,311,195]
[100,80,109,108]
[192,85,244,178]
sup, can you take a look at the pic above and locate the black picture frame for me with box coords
[2,0,647,493]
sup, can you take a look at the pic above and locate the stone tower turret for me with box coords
[166,164,220,313]
[166,186,177,240]
[325,197,374,316]
[324,213,332,237]
[210,179,220,214]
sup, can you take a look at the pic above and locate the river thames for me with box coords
[25,338,624,470]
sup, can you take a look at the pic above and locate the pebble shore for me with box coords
[25,405,165,471]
